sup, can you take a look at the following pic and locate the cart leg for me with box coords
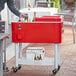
[54,44,58,69]
[18,43,22,69]
[15,43,19,67]
[12,43,21,73]
[52,44,60,75]
[57,44,60,70]
[19,43,22,58]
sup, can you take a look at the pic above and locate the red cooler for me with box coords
[12,16,63,43]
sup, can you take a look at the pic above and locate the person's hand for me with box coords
[20,13,26,18]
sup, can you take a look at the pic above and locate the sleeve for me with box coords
[7,0,21,17]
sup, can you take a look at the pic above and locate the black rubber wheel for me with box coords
[52,69,57,75]
[18,65,21,70]
[58,65,60,70]
[12,67,18,73]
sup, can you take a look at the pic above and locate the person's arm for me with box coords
[7,0,20,17]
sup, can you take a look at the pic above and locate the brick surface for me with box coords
[6,26,76,76]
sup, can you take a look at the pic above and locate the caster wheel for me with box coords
[58,65,60,70]
[52,69,57,75]
[12,67,18,73]
[18,65,21,70]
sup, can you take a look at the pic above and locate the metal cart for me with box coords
[11,16,63,75]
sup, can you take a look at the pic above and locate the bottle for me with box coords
[24,14,28,22]
[48,2,50,8]
[40,54,42,60]
[32,11,36,22]
[46,0,49,2]
[18,17,21,22]
[28,0,31,10]
[48,0,51,8]
[34,54,36,60]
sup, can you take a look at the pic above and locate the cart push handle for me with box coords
[18,14,28,22]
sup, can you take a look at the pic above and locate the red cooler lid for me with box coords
[35,16,63,22]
